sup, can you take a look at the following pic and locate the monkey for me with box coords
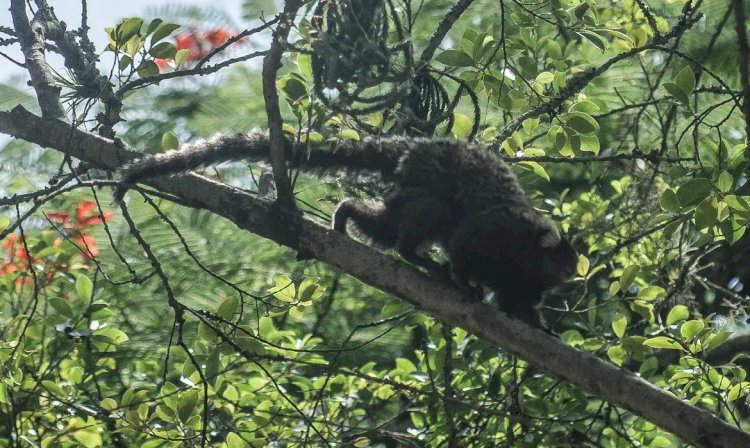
[114,132,578,327]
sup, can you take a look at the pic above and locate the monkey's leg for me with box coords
[496,290,544,328]
[332,198,399,248]
[393,197,451,276]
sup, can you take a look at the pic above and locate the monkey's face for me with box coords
[539,237,578,288]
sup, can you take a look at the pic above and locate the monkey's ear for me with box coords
[539,226,562,248]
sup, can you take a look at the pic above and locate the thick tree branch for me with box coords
[1,106,749,448]
[9,0,65,118]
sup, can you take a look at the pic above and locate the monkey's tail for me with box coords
[113,132,413,202]
[113,132,272,202]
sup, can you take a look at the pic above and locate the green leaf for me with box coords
[198,321,217,341]
[576,255,590,277]
[161,132,179,150]
[300,131,323,145]
[577,30,608,51]
[553,71,566,89]
[0,216,8,231]
[561,330,584,346]
[637,286,666,301]
[676,66,696,95]
[49,297,74,318]
[609,281,621,295]
[353,437,371,448]
[666,305,689,325]
[659,189,680,213]
[76,275,93,300]
[546,40,563,59]
[298,279,324,302]
[296,53,312,79]
[395,358,417,374]
[279,76,307,102]
[694,198,717,230]
[336,129,360,141]
[118,55,132,71]
[451,113,473,138]
[177,390,200,422]
[612,313,627,338]
[94,328,129,344]
[706,331,731,352]
[643,337,681,350]
[435,49,475,67]
[663,82,690,108]
[619,265,640,291]
[522,118,539,134]
[680,320,704,340]
[578,134,600,154]
[175,49,191,67]
[562,112,599,134]
[718,216,746,244]
[269,275,295,302]
[204,350,220,386]
[725,195,750,211]
[149,42,177,59]
[101,398,118,411]
[145,19,163,35]
[137,60,160,78]
[569,100,600,114]
[42,380,66,397]
[607,345,627,366]
[217,296,239,320]
[677,178,711,207]
[226,432,247,448]
[115,18,143,45]
[717,171,733,193]
[535,71,554,84]
[151,23,181,44]
[582,338,605,350]
[518,161,550,181]
[73,425,102,448]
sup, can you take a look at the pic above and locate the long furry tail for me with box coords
[113,131,414,202]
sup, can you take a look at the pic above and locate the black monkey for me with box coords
[115,133,578,326]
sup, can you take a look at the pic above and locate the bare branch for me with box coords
[262,0,304,207]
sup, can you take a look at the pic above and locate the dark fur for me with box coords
[115,133,577,326]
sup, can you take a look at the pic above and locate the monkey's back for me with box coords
[394,140,531,216]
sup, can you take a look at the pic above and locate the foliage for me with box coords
[1,0,750,447]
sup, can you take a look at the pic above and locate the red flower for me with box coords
[44,200,112,260]
[75,200,111,228]
[159,28,242,70]
[47,212,71,225]
[205,28,230,46]
[2,234,19,255]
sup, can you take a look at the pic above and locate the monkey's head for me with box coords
[536,226,578,288]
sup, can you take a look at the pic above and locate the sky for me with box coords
[1,0,244,82]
